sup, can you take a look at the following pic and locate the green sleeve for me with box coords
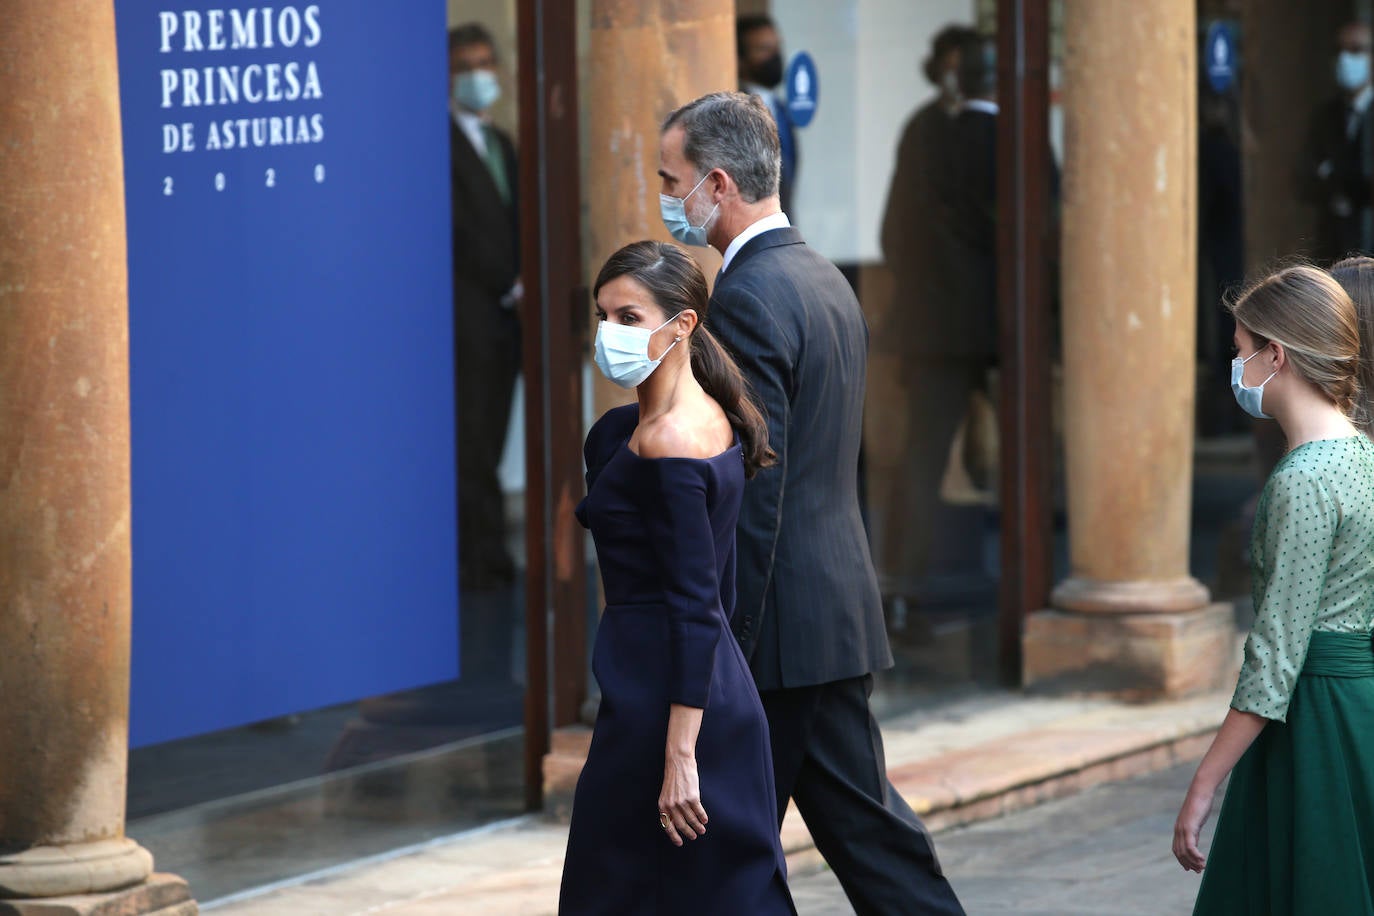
[1231,466,1340,722]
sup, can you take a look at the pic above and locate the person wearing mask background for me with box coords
[737,14,797,216]
[876,26,990,612]
[1303,20,1374,262]
[449,24,520,597]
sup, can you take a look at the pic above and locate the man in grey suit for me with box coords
[657,92,964,916]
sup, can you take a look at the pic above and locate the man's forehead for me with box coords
[744,26,778,48]
[1340,23,1372,46]
[659,127,687,166]
[452,42,496,62]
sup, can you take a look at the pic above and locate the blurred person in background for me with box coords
[1329,255,1374,435]
[1302,20,1374,263]
[449,22,521,597]
[877,28,994,606]
[737,14,798,216]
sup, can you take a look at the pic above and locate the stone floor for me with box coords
[788,762,1215,915]
[204,689,1230,915]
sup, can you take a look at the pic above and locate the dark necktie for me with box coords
[481,124,511,204]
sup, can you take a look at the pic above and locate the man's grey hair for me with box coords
[662,92,781,204]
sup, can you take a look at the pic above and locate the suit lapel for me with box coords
[721,227,806,281]
[451,122,507,213]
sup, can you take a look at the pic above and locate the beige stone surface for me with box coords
[584,0,733,417]
[1024,604,1239,699]
[210,689,1230,915]
[0,5,190,910]
[1057,0,1201,595]
[0,0,134,855]
[0,874,195,916]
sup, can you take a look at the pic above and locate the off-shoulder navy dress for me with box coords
[558,405,795,915]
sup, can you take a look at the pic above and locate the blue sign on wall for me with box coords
[114,1,460,748]
[1205,21,1237,94]
[786,52,819,128]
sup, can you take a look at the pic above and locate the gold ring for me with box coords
[659,812,670,829]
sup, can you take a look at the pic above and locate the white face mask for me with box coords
[659,173,718,248]
[593,314,682,389]
[453,69,501,112]
[1337,50,1372,92]
[1232,348,1278,419]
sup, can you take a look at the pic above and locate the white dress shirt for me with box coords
[450,100,488,156]
[962,98,1000,116]
[721,212,792,275]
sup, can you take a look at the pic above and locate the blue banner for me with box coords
[114,1,460,748]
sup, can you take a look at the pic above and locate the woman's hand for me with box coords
[658,751,708,847]
[1173,785,1214,873]
[1170,709,1267,874]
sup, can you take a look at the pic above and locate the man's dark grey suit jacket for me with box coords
[706,226,893,692]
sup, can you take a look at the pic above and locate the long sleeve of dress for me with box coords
[638,459,722,710]
[1231,465,1341,722]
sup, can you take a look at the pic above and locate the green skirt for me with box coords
[1195,631,1374,915]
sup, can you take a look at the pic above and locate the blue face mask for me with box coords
[1337,51,1371,92]
[659,173,718,248]
[593,314,682,389]
[453,69,501,112]
[1232,349,1278,419]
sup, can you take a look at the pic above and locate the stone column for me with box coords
[0,4,196,913]
[1022,0,1235,699]
[583,0,734,417]
[541,0,736,818]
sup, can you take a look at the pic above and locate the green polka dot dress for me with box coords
[1195,435,1374,915]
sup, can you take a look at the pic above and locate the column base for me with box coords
[0,841,153,901]
[1051,575,1211,614]
[0,874,195,916]
[1023,602,1238,700]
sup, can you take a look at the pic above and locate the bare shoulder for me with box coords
[634,407,733,460]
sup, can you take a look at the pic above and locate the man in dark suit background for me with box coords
[1303,20,1374,262]
[448,22,526,701]
[658,91,965,916]
[449,23,520,598]
[737,14,798,217]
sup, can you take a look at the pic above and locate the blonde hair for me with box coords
[1227,264,1362,419]
[1329,256,1374,433]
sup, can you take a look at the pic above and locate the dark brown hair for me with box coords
[1228,264,1361,418]
[593,241,776,478]
[1329,256,1374,432]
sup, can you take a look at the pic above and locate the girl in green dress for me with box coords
[1174,264,1374,914]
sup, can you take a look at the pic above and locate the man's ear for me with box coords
[708,168,732,202]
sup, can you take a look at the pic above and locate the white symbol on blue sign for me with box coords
[1205,21,1236,93]
[786,52,819,128]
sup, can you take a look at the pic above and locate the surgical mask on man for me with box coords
[453,69,501,112]
[754,52,784,89]
[593,315,682,389]
[659,173,718,248]
[1231,349,1278,419]
[1337,50,1371,92]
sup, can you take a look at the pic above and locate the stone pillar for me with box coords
[540,0,736,818]
[1022,0,1235,699]
[0,4,196,913]
[583,0,734,418]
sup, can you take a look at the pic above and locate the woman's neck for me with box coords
[636,354,697,422]
[1275,387,1358,449]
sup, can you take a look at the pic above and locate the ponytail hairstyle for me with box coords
[1227,264,1361,418]
[1328,256,1374,434]
[593,240,777,478]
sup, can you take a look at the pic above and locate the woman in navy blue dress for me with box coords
[558,241,796,915]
